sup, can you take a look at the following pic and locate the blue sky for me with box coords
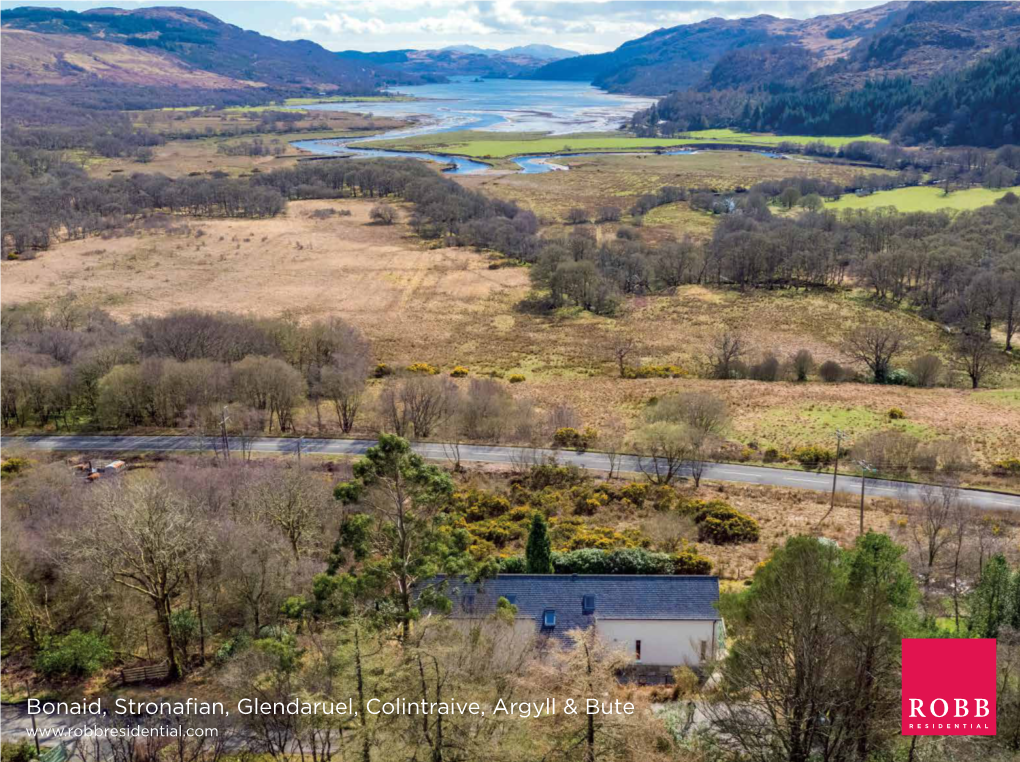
[0,1,889,53]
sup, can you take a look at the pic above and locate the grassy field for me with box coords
[130,104,403,138]
[360,128,888,158]
[4,198,1017,468]
[458,152,890,240]
[826,185,1020,212]
[98,112,406,178]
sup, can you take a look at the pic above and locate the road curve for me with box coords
[3,435,1019,512]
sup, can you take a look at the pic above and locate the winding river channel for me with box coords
[291,77,660,174]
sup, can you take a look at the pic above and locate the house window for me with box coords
[699,640,708,661]
[543,610,556,628]
[462,594,475,613]
[635,640,642,661]
[582,594,595,614]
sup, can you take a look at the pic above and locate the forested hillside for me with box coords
[636,44,1020,147]
[0,6,417,91]
[742,45,1020,146]
[549,1,1020,146]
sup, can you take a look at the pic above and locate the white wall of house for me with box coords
[596,619,717,666]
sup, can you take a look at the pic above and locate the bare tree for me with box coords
[600,415,627,480]
[709,332,747,379]
[790,349,814,382]
[844,325,905,384]
[953,330,1001,389]
[221,522,295,633]
[380,375,458,439]
[70,476,209,680]
[948,492,975,634]
[610,336,636,377]
[455,378,515,442]
[911,483,960,604]
[244,467,333,559]
[320,362,366,433]
[632,422,692,485]
[645,392,728,487]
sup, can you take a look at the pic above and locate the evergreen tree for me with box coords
[334,434,466,639]
[969,554,1013,638]
[525,513,554,574]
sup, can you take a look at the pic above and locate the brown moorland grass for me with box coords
[3,199,1017,466]
[457,151,888,241]
[90,112,406,178]
[0,199,530,363]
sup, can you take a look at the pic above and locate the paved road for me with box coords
[4,435,1019,511]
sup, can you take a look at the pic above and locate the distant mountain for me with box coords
[336,44,574,79]
[442,44,576,61]
[0,5,419,93]
[529,3,908,94]
[626,1,1020,147]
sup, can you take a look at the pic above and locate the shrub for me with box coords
[508,374,525,383]
[671,666,700,697]
[552,427,598,451]
[673,549,713,575]
[693,504,760,545]
[565,208,589,225]
[909,354,943,388]
[516,463,590,491]
[619,482,649,507]
[495,596,518,622]
[369,204,397,225]
[793,445,835,468]
[818,360,844,383]
[0,457,30,478]
[450,366,469,377]
[501,547,712,576]
[993,458,1020,476]
[887,368,915,386]
[452,488,512,521]
[791,349,814,382]
[373,363,392,378]
[499,556,527,573]
[406,362,439,375]
[1,741,38,762]
[596,205,622,223]
[749,354,780,382]
[762,446,782,463]
[888,407,906,420]
[35,630,113,679]
[472,516,527,547]
[622,364,686,379]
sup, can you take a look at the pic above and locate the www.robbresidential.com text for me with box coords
[27,697,634,719]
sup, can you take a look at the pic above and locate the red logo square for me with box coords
[902,638,996,736]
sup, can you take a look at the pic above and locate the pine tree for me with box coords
[525,513,554,574]
[969,554,1013,638]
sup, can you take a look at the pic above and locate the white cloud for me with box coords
[282,0,889,52]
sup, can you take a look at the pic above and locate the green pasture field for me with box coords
[826,184,1020,213]
[360,128,888,158]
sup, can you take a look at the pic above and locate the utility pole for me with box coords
[856,460,874,536]
[220,405,230,461]
[830,429,845,512]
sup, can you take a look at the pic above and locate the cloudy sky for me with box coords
[0,1,889,53]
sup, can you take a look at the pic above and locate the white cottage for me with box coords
[429,574,722,677]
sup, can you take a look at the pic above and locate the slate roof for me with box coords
[421,574,720,638]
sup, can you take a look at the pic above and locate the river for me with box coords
[290,77,659,174]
